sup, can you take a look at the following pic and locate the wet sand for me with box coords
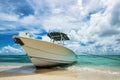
[0,65,120,80]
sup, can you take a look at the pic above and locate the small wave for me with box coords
[66,66,120,75]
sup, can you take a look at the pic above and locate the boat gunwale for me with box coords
[13,36,75,53]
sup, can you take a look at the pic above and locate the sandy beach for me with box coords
[0,65,120,80]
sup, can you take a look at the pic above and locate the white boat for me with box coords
[13,32,76,67]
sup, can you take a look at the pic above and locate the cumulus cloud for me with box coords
[110,1,120,27]
[0,45,25,55]
[0,13,18,21]
[0,0,120,55]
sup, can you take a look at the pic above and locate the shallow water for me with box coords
[76,55,120,69]
[0,55,120,80]
[0,55,120,74]
[0,55,120,68]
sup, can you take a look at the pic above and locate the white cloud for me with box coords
[0,13,18,21]
[41,35,51,42]
[61,0,120,55]
[19,15,41,26]
[0,45,25,55]
[0,0,120,55]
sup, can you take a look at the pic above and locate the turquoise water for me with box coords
[0,55,120,69]
[76,55,120,69]
[0,55,32,66]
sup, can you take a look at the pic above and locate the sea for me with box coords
[0,55,120,68]
[0,55,32,66]
[0,55,120,75]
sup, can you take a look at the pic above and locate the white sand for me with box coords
[0,66,120,80]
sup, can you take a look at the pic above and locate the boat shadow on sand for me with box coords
[0,64,73,78]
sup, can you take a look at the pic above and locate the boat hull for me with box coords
[13,36,76,67]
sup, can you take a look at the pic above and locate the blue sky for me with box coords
[0,0,120,55]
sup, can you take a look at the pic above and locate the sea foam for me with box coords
[66,65,120,75]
